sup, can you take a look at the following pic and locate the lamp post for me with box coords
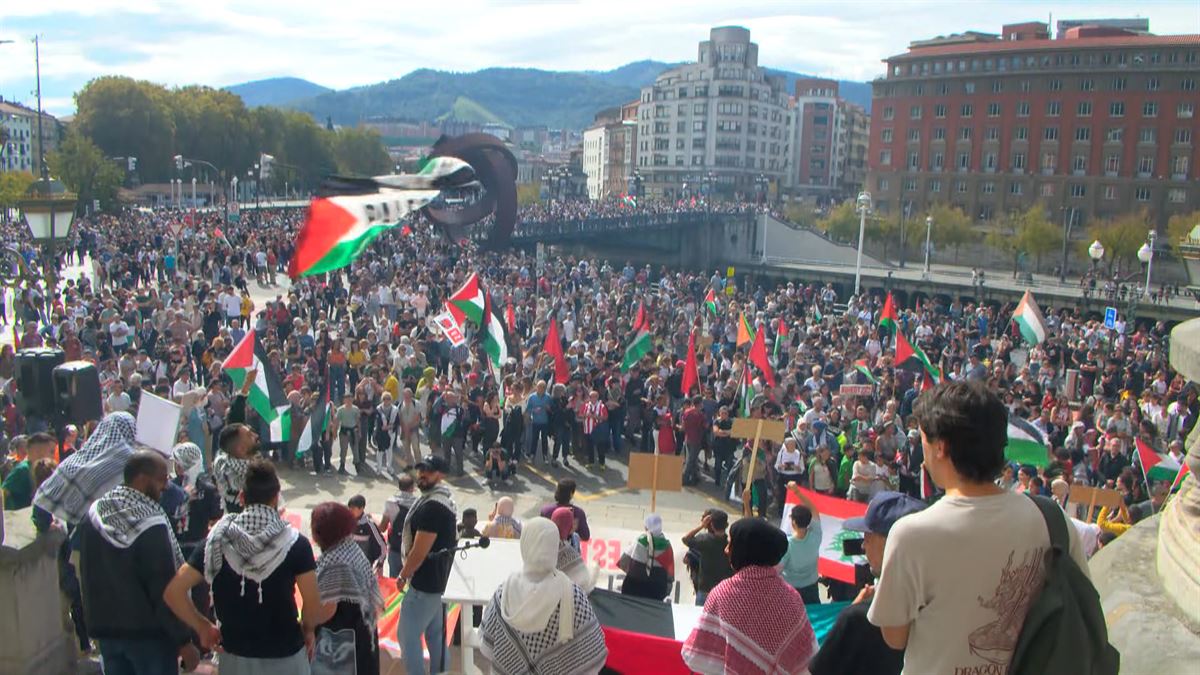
[1059,206,1075,283]
[922,214,933,280]
[854,191,872,297]
[1138,230,1156,298]
[191,177,196,208]
[18,177,77,311]
[1088,239,1105,272]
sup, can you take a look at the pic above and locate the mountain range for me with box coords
[224,60,871,131]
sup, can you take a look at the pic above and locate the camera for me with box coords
[842,537,865,557]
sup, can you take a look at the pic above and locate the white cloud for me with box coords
[2,0,1197,116]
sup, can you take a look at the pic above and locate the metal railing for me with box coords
[509,211,754,241]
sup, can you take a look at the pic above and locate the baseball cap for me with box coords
[414,455,450,474]
[844,491,926,536]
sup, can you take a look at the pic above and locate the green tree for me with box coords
[928,203,976,263]
[818,200,861,243]
[331,127,392,176]
[783,203,817,229]
[517,182,542,207]
[0,171,36,222]
[1015,204,1060,273]
[866,213,899,262]
[47,130,125,213]
[1087,211,1151,274]
[985,212,1021,276]
[74,76,176,181]
[170,85,257,184]
[1166,210,1200,253]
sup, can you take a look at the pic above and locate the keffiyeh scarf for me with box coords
[88,484,185,569]
[401,483,457,559]
[34,412,136,525]
[316,538,384,626]
[212,452,249,508]
[203,503,299,603]
[173,442,205,491]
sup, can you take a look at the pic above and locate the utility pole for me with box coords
[34,35,48,181]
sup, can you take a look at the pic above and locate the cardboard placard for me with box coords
[135,390,182,457]
[626,452,684,492]
[839,384,875,397]
[730,417,787,444]
[698,335,714,351]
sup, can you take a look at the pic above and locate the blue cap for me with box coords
[844,491,926,535]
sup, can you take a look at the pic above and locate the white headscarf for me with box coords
[172,442,205,490]
[500,517,575,644]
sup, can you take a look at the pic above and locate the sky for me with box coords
[2,0,1197,117]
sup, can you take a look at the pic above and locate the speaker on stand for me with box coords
[15,347,66,424]
[53,361,104,427]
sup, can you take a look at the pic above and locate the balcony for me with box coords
[1173,173,1189,181]
[1012,168,1025,175]
[1041,167,1056,175]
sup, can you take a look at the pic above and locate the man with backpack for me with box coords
[868,381,1116,675]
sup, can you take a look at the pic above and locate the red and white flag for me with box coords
[779,486,868,584]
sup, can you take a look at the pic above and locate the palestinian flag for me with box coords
[632,301,648,333]
[1006,417,1050,468]
[778,486,869,584]
[223,329,290,442]
[480,291,510,371]
[620,325,653,373]
[1136,438,1183,483]
[704,288,718,317]
[544,318,569,385]
[748,328,775,388]
[879,292,898,332]
[440,405,461,440]
[288,192,436,278]
[297,379,330,460]
[1170,462,1191,493]
[446,272,487,326]
[739,366,754,418]
[853,359,878,384]
[1012,290,1048,346]
[894,330,941,382]
[813,304,823,322]
[773,318,788,360]
[737,312,755,348]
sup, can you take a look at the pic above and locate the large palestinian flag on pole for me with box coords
[779,486,868,584]
[620,322,653,373]
[288,191,438,278]
[1136,438,1183,483]
[223,330,291,442]
[1012,290,1048,346]
[296,378,330,460]
[445,272,510,372]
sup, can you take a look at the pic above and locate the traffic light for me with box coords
[259,153,275,180]
[127,157,137,172]
[174,154,183,171]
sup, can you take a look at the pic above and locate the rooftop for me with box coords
[892,24,1200,61]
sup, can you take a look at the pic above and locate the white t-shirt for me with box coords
[109,320,130,348]
[868,491,1088,675]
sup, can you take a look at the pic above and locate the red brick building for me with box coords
[788,78,870,200]
[867,21,1200,230]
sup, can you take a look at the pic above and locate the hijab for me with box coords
[500,517,575,643]
[551,506,575,541]
[172,442,205,491]
[728,517,789,571]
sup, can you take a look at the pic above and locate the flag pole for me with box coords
[650,442,660,513]
[741,418,765,518]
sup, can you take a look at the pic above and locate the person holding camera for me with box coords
[778,483,822,604]
[809,490,925,675]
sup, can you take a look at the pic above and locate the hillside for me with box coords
[224,77,332,108]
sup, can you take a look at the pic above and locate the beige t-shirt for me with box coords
[868,491,1088,675]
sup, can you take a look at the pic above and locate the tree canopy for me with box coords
[818,200,861,243]
[48,131,124,213]
[1087,210,1152,273]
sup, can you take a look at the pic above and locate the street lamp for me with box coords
[1088,239,1105,272]
[1138,230,1156,298]
[854,191,872,296]
[922,214,933,280]
[18,177,77,308]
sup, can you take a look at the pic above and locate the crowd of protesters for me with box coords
[0,192,1191,675]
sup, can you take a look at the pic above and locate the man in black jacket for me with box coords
[78,451,199,673]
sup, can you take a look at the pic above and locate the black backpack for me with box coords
[1008,496,1119,675]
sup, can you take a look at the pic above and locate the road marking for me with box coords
[576,486,631,502]
[521,462,558,486]
[684,486,737,513]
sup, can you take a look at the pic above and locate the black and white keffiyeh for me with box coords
[203,503,299,603]
[172,442,205,491]
[401,483,457,559]
[34,412,136,525]
[316,538,383,626]
[88,484,185,569]
[212,452,249,508]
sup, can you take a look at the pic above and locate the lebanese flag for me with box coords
[289,191,436,278]
[681,331,699,395]
[748,326,775,388]
[779,486,868,584]
[1136,438,1183,483]
[544,318,569,385]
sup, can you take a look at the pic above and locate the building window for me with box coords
[1177,128,1193,144]
[937,82,950,95]
[1070,184,1086,198]
[1147,77,1160,91]
[904,179,917,192]
[1014,126,1028,140]
[1046,101,1061,117]
[1173,155,1190,176]
[1075,127,1091,142]
[991,80,1003,93]
[986,126,1000,141]
[1042,152,1057,172]
[961,104,973,118]
[1105,154,1120,173]
[1016,101,1030,117]
[693,121,705,132]
[934,104,947,118]
[1010,182,1023,195]
[908,128,921,141]
[1078,101,1092,117]
[1080,78,1095,92]
[1181,77,1197,91]
[982,181,995,193]
[1110,102,1125,117]
[1169,188,1187,203]
[1020,80,1031,92]
[1106,127,1124,142]
[984,152,997,170]
[1111,77,1126,91]
[1073,155,1087,172]
[882,106,894,121]
[910,105,922,120]
[908,151,920,169]
[1179,103,1195,119]
[880,149,892,165]
[933,127,946,140]
[1044,127,1059,141]
[1040,183,1055,197]
[958,152,970,169]
[1143,101,1159,117]
[1138,156,1155,174]
[959,127,973,140]
[694,103,706,114]
[1100,185,1116,200]
[930,179,942,193]
[987,102,1001,117]
[1136,187,1152,202]
[1047,79,1062,92]
[877,177,889,191]
[677,121,687,133]
[1140,128,1157,143]
[932,151,944,170]
[964,82,976,94]
[1012,152,1026,170]
[881,128,893,142]
[956,180,967,193]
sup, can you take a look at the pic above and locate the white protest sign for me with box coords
[434,311,467,347]
[135,390,183,457]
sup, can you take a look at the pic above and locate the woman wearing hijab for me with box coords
[617,514,675,601]
[550,507,592,591]
[682,518,816,675]
[479,518,608,675]
[482,496,523,540]
[34,412,137,526]
[309,502,384,675]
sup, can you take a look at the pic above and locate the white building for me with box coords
[582,125,608,200]
[636,26,791,199]
[0,103,35,174]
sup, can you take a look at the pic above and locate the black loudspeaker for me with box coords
[53,361,104,426]
[16,348,65,420]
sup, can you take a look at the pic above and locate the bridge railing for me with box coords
[509,211,754,240]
